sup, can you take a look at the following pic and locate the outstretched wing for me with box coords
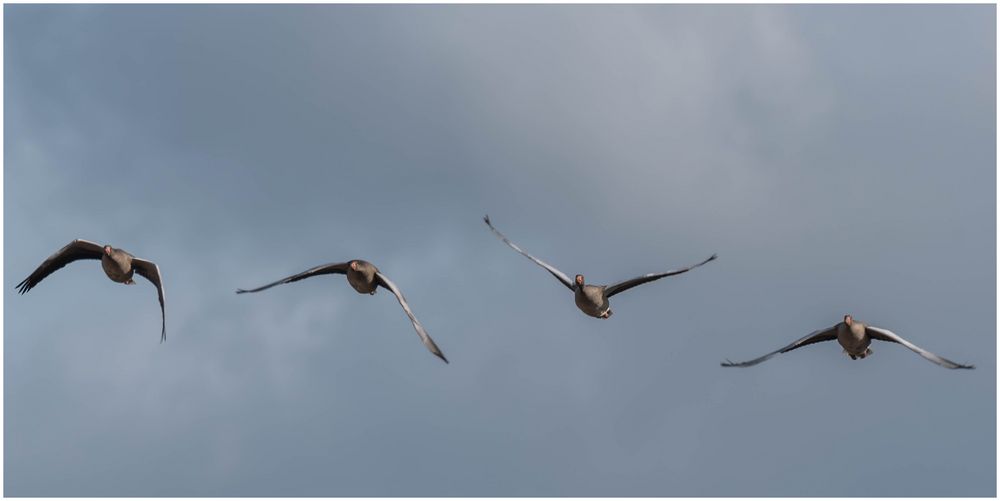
[721,326,838,368]
[483,215,575,291]
[375,272,449,364]
[867,325,974,370]
[604,253,717,298]
[132,258,167,343]
[17,239,105,294]
[236,262,350,294]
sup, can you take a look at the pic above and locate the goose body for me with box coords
[575,284,612,318]
[837,318,871,359]
[346,260,379,295]
[484,215,716,319]
[101,247,136,283]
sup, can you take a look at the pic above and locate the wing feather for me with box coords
[16,239,105,294]
[132,258,167,343]
[605,253,717,298]
[375,272,449,363]
[866,326,974,369]
[483,215,575,291]
[236,262,350,294]
[721,326,838,368]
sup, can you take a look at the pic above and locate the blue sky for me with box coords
[4,4,995,496]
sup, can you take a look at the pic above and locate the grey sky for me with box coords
[4,4,995,496]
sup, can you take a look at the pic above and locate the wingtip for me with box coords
[235,289,247,294]
[483,214,491,225]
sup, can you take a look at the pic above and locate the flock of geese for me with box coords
[16,215,974,370]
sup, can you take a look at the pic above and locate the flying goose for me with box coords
[484,215,717,318]
[236,259,448,363]
[721,315,974,369]
[16,239,166,342]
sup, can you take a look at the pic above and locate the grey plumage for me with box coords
[237,259,448,363]
[722,316,974,369]
[484,215,717,319]
[16,239,167,342]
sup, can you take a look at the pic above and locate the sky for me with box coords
[3,4,995,497]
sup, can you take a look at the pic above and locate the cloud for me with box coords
[5,4,994,496]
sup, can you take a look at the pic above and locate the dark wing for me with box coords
[375,272,448,364]
[16,239,105,294]
[235,262,350,294]
[721,326,838,368]
[605,253,717,298]
[867,326,974,370]
[132,258,166,343]
[483,215,575,291]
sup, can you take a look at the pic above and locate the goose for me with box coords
[236,259,448,363]
[721,314,974,369]
[16,239,166,342]
[484,215,716,318]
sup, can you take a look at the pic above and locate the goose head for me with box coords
[844,314,853,326]
[575,274,585,287]
[350,260,359,271]
[103,245,113,256]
